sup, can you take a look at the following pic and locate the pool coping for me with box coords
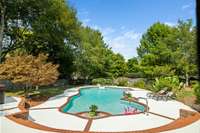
[58,86,148,120]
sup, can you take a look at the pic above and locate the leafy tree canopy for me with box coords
[0,53,59,87]
[136,20,197,84]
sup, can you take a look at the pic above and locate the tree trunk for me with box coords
[24,84,29,99]
[24,85,30,109]
[35,85,39,90]
[0,0,5,63]
[0,84,5,104]
[185,73,189,87]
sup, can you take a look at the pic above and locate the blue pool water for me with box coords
[62,87,145,115]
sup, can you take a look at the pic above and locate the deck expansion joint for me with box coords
[29,107,59,110]
[84,119,93,132]
[0,107,18,111]
[149,112,176,120]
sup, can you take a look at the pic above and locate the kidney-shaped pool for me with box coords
[61,87,146,115]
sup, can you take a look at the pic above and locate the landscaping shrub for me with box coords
[152,76,180,92]
[129,79,146,89]
[194,83,200,103]
[91,78,113,85]
[191,80,199,87]
[114,77,129,86]
[145,80,154,90]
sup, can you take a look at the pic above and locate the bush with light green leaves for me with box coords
[152,76,180,92]
[194,83,200,103]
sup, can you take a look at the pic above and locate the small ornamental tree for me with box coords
[0,54,59,99]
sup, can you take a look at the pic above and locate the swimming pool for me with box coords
[61,87,145,115]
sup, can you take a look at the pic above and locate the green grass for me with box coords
[5,85,76,98]
[6,89,25,97]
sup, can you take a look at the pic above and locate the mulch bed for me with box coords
[18,96,49,111]
[12,111,29,120]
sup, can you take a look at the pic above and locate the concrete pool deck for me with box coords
[1,86,200,133]
[0,96,21,116]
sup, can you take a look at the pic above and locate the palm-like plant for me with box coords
[89,104,98,117]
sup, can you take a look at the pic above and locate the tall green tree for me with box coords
[127,57,138,73]
[73,27,108,79]
[1,0,81,78]
[164,20,197,86]
[109,53,127,77]
[137,20,197,85]
[137,22,174,78]
[74,26,128,79]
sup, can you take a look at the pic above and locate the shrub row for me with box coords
[91,76,183,93]
[91,77,148,89]
[91,78,113,85]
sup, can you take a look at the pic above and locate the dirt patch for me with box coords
[12,111,29,120]
[179,96,200,112]
[180,96,196,105]
[28,96,48,107]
